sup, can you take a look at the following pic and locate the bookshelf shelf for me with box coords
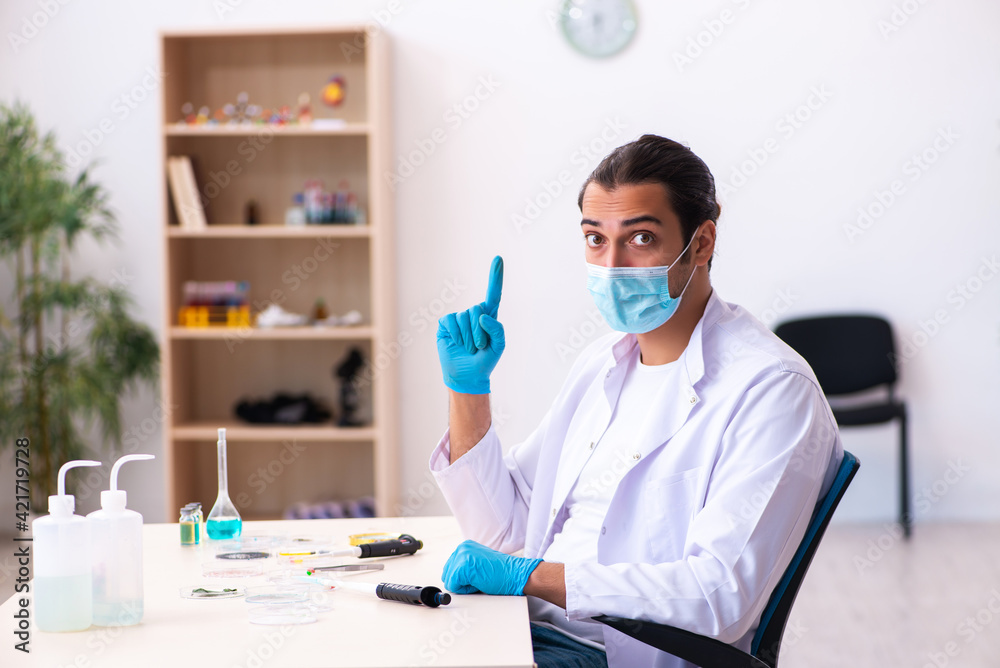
[166,225,372,238]
[172,421,376,442]
[165,123,370,137]
[168,325,375,340]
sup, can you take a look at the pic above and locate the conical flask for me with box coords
[206,428,242,540]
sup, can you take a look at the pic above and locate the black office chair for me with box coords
[774,315,909,538]
[594,451,860,668]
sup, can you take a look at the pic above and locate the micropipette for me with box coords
[287,534,423,562]
[296,576,450,607]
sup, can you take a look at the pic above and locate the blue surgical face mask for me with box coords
[586,233,698,334]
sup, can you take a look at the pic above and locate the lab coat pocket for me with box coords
[644,467,704,562]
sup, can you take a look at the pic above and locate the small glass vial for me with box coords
[190,503,203,543]
[180,504,201,545]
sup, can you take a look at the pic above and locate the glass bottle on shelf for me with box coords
[206,428,242,540]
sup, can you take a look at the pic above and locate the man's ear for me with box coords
[693,220,717,267]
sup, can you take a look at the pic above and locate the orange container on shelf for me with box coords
[177,305,251,328]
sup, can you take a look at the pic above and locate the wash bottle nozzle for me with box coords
[49,460,102,516]
[101,454,155,512]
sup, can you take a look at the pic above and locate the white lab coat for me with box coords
[430,291,843,668]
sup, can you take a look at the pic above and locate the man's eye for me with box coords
[585,233,602,247]
[632,232,653,246]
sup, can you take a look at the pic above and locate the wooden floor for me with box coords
[1,523,998,665]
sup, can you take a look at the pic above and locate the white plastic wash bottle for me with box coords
[32,460,102,632]
[88,454,155,626]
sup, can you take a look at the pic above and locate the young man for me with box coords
[429,135,843,668]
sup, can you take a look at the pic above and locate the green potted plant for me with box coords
[0,102,159,509]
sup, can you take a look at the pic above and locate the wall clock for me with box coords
[559,0,638,58]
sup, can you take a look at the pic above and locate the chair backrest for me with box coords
[774,316,897,395]
[750,450,860,664]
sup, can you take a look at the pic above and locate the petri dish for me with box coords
[179,584,245,600]
[277,535,335,553]
[265,568,297,583]
[302,587,335,613]
[284,534,331,546]
[202,560,264,578]
[265,568,317,585]
[216,534,284,554]
[245,585,309,605]
[256,576,334,612]
[215,548,272,561]
[228,533,285,547]
[248,604,316,625]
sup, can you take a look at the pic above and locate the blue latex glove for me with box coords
[436,256,505,394]
[441,540,542,596]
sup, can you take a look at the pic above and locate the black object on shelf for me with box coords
[334,347,365,427]
[245,199,259,225]
[234,393,332,424]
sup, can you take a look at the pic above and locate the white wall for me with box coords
[1,0,997,526]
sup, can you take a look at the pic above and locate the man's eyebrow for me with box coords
[580,215,663,227]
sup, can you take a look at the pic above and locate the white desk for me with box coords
[0,516,534,668]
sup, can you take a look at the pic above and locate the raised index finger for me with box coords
[484,255,503,317]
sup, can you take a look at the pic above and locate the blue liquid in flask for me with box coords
[206,517,242,540]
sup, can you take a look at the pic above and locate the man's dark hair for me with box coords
[578,134,721,268]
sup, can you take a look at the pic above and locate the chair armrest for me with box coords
[592,615,772,668]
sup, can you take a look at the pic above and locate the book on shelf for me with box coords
[166,156,207,230]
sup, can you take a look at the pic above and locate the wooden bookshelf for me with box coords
[159,27,397,521]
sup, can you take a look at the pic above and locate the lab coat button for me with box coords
[552,508,557,517]
[689,395,697,404]
[605,371,612,379]
[601,526,606,535]
[588,441,594,450]
[632,452,641,461]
